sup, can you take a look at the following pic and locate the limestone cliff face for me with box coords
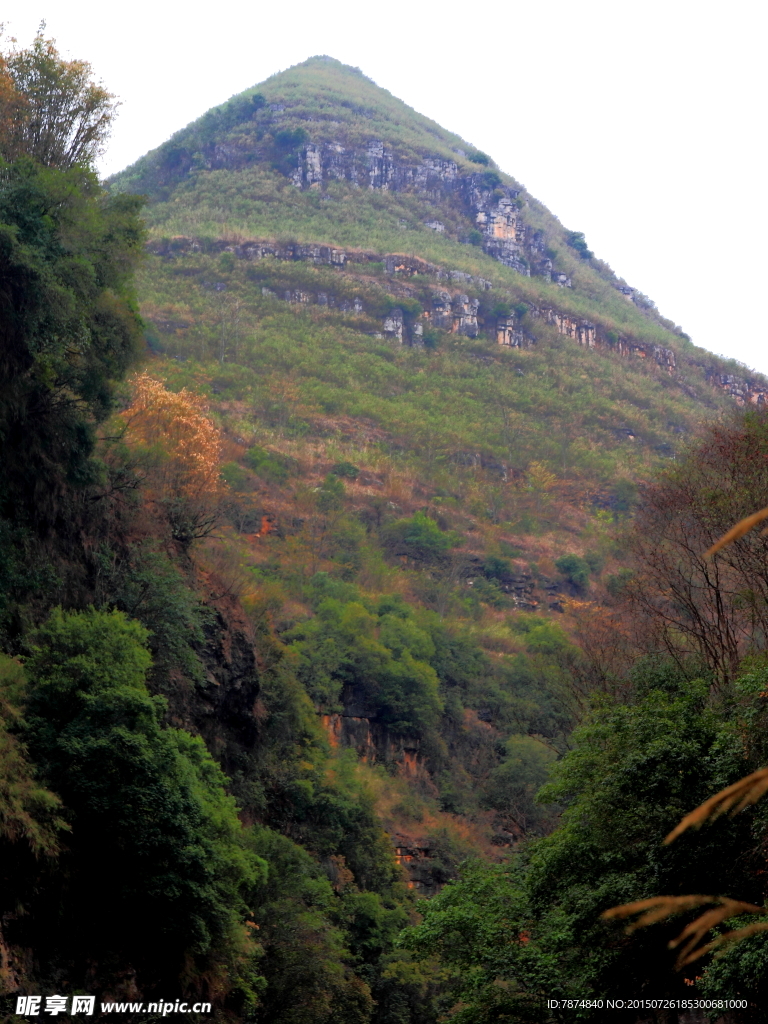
[320,711,421,772]
[706,371,768,407]
[288,140,556,282]
[147,235,768,406]
[500,306,677,372]
[160,586,263,782]
[291,140,460,195]
[318,710,437,891]
[425,292,479,337]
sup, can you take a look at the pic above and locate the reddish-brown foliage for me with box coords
[0,57,28,157]
[565,599,636,701]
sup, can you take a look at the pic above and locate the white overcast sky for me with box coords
[4,0,766,373]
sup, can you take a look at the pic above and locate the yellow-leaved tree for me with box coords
[122,373,228,546]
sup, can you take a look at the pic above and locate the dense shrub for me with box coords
[565,230,594,259]
[285,595,443,734]
[407,671,764,1013]
[330,460,360,480]
[244,445,294,484]
[555,553,590,592]
[382,511,458,564]
[483,555,512,580]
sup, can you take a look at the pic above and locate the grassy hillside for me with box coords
[112,56,760,383]
[140,250,716,477]
[113,57,495,191]
[135,174,694,343]
[112,60,680,324]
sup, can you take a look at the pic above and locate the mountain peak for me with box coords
[111,59,767,408]
[290,54,366,71]
[263,54,375,86]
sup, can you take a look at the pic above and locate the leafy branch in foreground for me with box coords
[603,896,768,968]
[704,505,768,558]
[664,766,768,844]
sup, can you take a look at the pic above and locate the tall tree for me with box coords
[626,410,768,684]
[0,27,117,168]
[0,158,144,530]
[120,373,228,545]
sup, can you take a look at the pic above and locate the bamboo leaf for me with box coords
[704,506,768,558]
[684,920,768,965]
[603,895,767,969]
[664,767,768,844]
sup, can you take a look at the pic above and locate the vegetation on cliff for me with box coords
[3,36,768,1024]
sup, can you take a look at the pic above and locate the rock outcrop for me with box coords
[392,837,441,893]
[320,712,423,775]
[318,710,441,890]
[426,291,479,337]
[498,306,677,370]
[707,371,768,406]
[496,315,533,349]
[287,140,555,280]
[147,235,768,402]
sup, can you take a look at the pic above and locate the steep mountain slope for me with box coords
[108,54,768,861]
[114,56,764,399]
[96,56,768,1012]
